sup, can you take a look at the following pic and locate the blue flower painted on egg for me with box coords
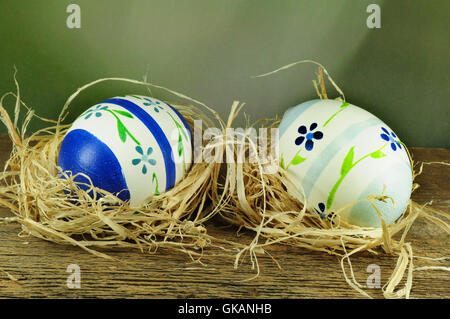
[143,98,164,113]
[314,202,336,224]
[380,127,402,151]
[314,202,326,219]
[83,105,109,119]
[132,146,157,174]
[295,123,323,151]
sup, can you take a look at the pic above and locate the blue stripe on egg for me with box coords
[58,129,131,201]
[348,161,412,227]
[103,98,176,190]
[302,117,381,198]
[279,99,320,138]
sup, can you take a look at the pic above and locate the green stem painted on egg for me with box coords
[284,147,306,170]
[326,143,387,209]
[105,109,141,145]
[323,101,349,127]
[166,111,189,172]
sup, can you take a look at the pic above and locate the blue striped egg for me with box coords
[58,95,192,206]
[278,99,413,227]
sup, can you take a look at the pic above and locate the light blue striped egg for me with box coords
[278,99,413,227]
[58,95,192,206]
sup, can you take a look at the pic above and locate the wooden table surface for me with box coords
[0,138,448,299]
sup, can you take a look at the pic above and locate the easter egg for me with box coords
[58,95,192,206]
[278,99,412,227]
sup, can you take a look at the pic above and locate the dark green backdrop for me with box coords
[0,0,449,147]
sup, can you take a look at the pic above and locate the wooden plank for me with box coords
[0,136,448,298]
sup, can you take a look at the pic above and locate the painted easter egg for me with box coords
[58,95,192,206]
[278,99,412,228]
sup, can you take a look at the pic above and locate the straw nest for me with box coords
[0,76,230,261]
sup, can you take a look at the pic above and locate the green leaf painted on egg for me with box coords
[113,109,133,118]
[291,155,306,165]
[280,153,286,169]
[176,120,189,141]
[178,133,183,157]
[117,120,127,142]
[167,111,189,141]
[370,149,387,159]
[180,124,189,140]
[341,146,355,176]
[152,172,160,196]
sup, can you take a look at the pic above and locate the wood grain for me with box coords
[0,137,448,299]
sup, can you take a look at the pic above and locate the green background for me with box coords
[0,0,448,147]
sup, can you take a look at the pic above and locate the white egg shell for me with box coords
[58,95,192,207]
[278,99,413,227]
